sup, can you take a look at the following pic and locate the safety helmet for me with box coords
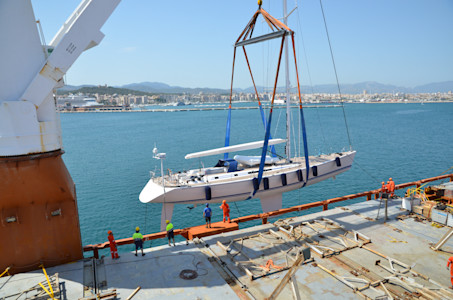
[136,226,140,231]
[389,177,393,180]
[108,230,112,235]
[206,203,209,207]
[381,182,385,184]
[222,200,226,203]
[166,220,170,224]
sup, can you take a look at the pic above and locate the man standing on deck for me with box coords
[388,178,395,198]
[447,256,453,289]
[203,203,212,228]
[166,220,175,247]
[107,230,120,259]
[380,181,388,199]
[219,200,231,223]
[133,227,145,256]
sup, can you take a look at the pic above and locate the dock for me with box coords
[2,197,452,299]
[61,104,342,113]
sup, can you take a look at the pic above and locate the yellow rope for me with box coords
[0,266,10,278]
[38,282,55,299]
[39,264,56,299]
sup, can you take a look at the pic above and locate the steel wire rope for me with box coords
[295,3,330,154]
[144,203,154,248]
[342,154,379,183]
[273,107,283,138]
[290,110,297,158]
[144,203,148,234]
[234,201,241,217]
[319,0,353,150]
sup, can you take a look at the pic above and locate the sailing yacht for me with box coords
[139,2,356,230]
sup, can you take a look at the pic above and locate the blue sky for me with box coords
[31,0,453,89]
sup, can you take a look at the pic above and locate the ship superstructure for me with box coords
[0,0,120,274]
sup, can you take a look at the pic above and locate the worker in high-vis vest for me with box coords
[107,230,119,259]
[219,200,231,223]
[388,178,395,197]
[133,227,145,257]
[447,256,453,288]
[166,220,175,247]
[380,181,388,199]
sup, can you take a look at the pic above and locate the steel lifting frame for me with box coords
[275,218,371,258]
[217,229,311,281]
[316,263,392,300]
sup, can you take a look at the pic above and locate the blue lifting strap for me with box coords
[223,107,232,160]
[258,104,277,157]
[299,107,310,187]
[253,110,273,196]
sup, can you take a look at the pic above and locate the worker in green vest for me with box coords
[133,226,145,256]
[166,220,175,247]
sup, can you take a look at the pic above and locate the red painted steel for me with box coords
[0,150,83,274]
[83,174,453,258]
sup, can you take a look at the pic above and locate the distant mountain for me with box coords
[235,82,408,94]
[319,82,408,94]
[56,86,156,96]
[412,81,453,93]
[58,84,95,91]
[59,81,453,95]
[120,82,229,94]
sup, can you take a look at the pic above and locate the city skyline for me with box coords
[31,0,453,89]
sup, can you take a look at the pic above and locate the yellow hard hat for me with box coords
[136,226,140,231]
[166,220,170,224]
[222,199,226,203]
[389,177,393,180]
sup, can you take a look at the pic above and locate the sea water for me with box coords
[60,102,453,255]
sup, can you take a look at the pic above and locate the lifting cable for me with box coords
[296,12,328,152]
[144,204,148,234]
[319,0,353,150]
[242,46,277,156]
[234,202,241,217]
[352,160,380,182]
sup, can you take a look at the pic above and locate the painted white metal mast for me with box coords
[283,0,291,161]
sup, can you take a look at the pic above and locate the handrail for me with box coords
[83,173,453,258]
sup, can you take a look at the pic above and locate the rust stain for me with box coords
[39,122,45,152]
[0,152,82,274]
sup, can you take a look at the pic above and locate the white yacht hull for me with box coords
[140,151,356,206]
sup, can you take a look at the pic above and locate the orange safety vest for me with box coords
[220,203,230,214]
[389,180,395,192]
[448,257,453,275]
[108,234,116,247]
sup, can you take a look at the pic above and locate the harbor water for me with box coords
[60,102,453,254]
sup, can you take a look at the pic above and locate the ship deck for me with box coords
[1,198,452,299]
